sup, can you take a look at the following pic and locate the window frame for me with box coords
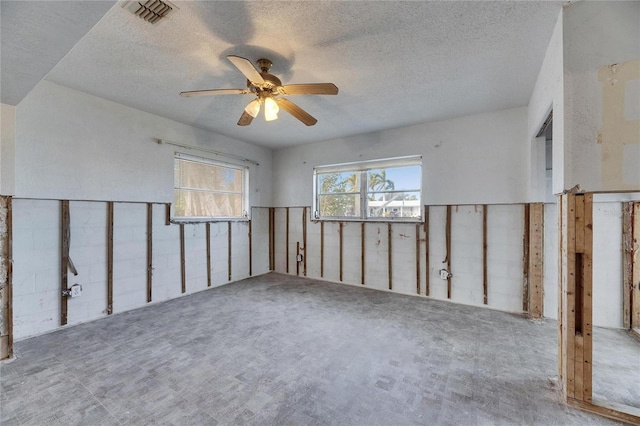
[173,153,250,222]
[313,155,422,222]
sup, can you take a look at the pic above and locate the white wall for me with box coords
[1,103,16,195]
[15,81,272,204]
[563,1,640,192]
[273,107,528,207]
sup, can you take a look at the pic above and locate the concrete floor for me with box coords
[0,273,624,425]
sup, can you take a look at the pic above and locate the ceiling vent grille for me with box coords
[122,0,177,24]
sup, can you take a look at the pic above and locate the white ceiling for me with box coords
[2,1,566,149]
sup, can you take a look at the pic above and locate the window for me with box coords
[314,156,422,221]
[174,154,249,220]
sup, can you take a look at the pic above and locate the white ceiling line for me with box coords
[156,138,260,166]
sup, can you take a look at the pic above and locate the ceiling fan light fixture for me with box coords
[264,97,279,121]
[244,99,261,118]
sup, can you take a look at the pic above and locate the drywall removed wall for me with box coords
[11,199,269,340]
[272,107,528,207]
[15,81,272,204]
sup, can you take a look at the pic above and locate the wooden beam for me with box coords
[424,206,430,297]
[483,204,488,305]
[522,204,530,312]
[339,222,344,282]
[206,223,211,287]
[269,208,275,271]
[622,202,633,329]
[388,223,392,290]
[557,195,564,385]
[6,197,13,358]
[361,222,365,285]
[633,202,640,330]
[61,201,70,325]
[165,203,171,226]
[445,205,452,299]
[107,202,114,315]
[302,208,307,277]
[529,203,544,317]
[286,207,290,274]
[416,223,421,295]
[569,398,640,425]
[248,220,252,277]
[583,193,593,403]
[320,221,324,278]
[180,224,186,293]
[296,241,300,276]
[146,203,153,303]
[228,221,232,282]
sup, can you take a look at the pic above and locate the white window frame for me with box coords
[173,153,250,221]
[313,155,422,222]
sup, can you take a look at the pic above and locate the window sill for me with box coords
[312,217,423,224]
[170,217,250,224]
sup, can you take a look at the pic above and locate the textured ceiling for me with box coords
[4,1,565,149]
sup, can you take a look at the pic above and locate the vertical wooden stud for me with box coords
[483,204,488,305]
[424,206,430,297]
[416,223,421,295]
[529,203,544,317]
[146,203,153,302]
[6,197,13,357]
[228,221,232,282]
[632,202,640,330]
[361,222,365,285]
[388,223,393,290]
[583,193,593,403]
[248,220,253,277]
[557,195,564,385]
[296,241,300,276]
[622,202,633,329]
[339,222,344,282]
[523,204,531,312]
[61,200,70,325]
[180,223,186,293]
[165,203,171,226]
[320,221,324,278]
[302,208,307,277]
[269,208,275,271]
[445,205,452,299]
[206,223,212,287]
[106,202,114,315]
[286,207,290,274]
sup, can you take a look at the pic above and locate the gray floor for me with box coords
[0,273,624,425]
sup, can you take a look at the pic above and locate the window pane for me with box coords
[176,159,243,192]
[368,191,421,218]
[367,166,420,192]
[174,189,243,217]
[318,172,359,195]
[319,194,360,217]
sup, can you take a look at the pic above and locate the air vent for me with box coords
[122,0,177,24]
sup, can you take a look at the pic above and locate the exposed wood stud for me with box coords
[165,203,171,226]
[361,222,365,285]
[632,202,640,329]
[388,223,392,290]
[339,222,344,282]
[269,208,275,271]
[320,221,324,277]
[296,241,300,276]
[228,221,232,282]
[286,207,290,274]
[424,206,430,297]
[483,204,488,305]
[557,195,564,384]
[529,203,544,318]
[106,202,114,315]
[146,203,153,303]
[180,224,186,293]
[6,197,13,358]
[248,220,252,277]
[61,201,70,325]
[206,223,211,287]
[522,204,530,312]
[583,193,593,403]
[416,223,421,295]
[445,205,452,299]
[622,202,633,329]
[302,208,307,276]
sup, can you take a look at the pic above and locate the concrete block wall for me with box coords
[11,200,269,341]
[272,205,526,314]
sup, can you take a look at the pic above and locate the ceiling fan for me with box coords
[180,55,338,126]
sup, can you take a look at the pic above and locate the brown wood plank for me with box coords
[388,223,393,290]
[6,197,13,358]
[566,194,577,399]
[320,221,324,278]
[574,334,585,401]
[339,222,344,282]
[146,203,153,302]
[633,202,640,329]
[569,398,640,425]
[622,202,633,329]
[286,207,290,274]
[529,203,544,318]
[558,195,564,386]
[180,224,186,293]
[303,208,307,277]
[206,223,212,287]
[425,206,430,297]
[296,241,300,276]
[361,222,365,285]
[228,221,232,282]
[165,203,171,226]
[445,206,452,299]
[107,202,114,315]
[416,223,421,295]
[269,208,275,271]
[522,204,530,312]
[248,220,253,277]
[61,200,70,325]
[483,204,488,305]
[583,193,593,402]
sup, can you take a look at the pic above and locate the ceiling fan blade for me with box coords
[279,83,338,96]
[237,111,254,126]
[180,89,249,97]
[276,98,318,126]
[227,55,265,85]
